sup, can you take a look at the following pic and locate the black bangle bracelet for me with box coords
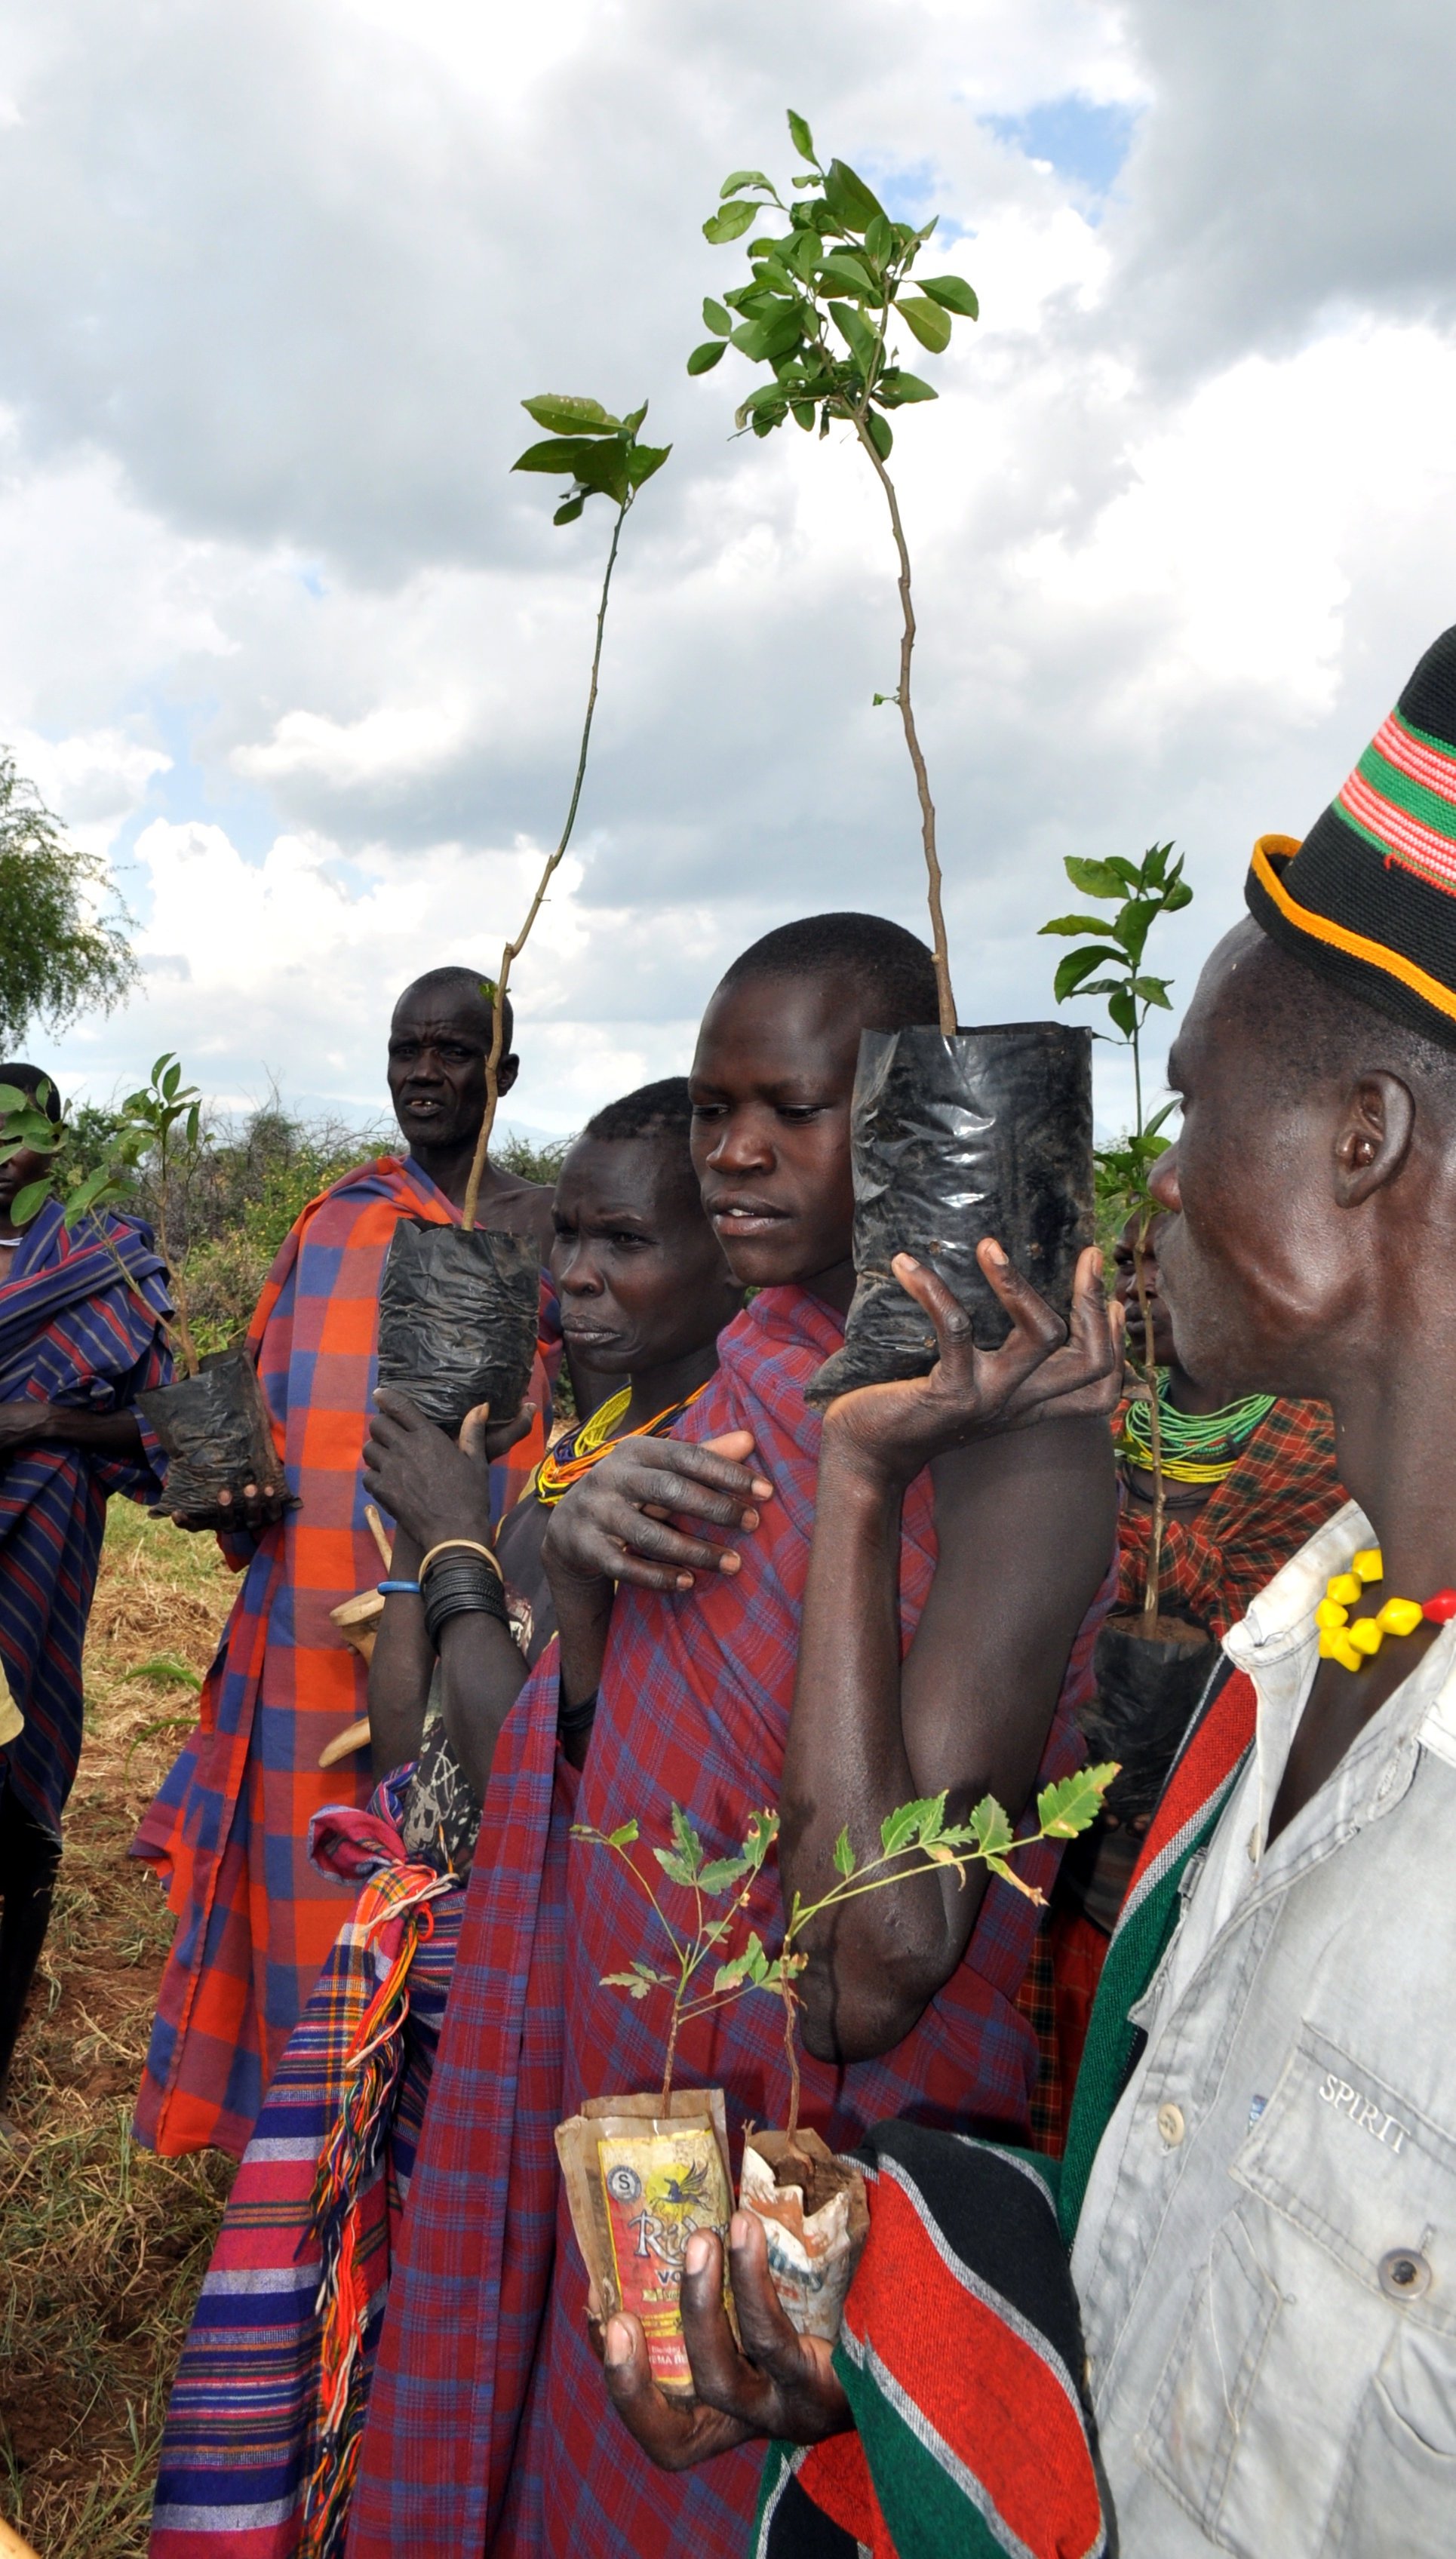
[422,1562,509,1648]
[557,1685,599,1737]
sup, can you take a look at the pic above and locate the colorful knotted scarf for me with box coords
[133,1154,557,2158]
[149,1776,465,2559]
[0,1200,171,1833]
[348,1284,1113,2559]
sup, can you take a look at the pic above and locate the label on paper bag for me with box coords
[597,2128,731,2391]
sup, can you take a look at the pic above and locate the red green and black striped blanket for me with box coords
[757,1659,1256,2559]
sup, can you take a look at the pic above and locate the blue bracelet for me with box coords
[377,1578,422,1597]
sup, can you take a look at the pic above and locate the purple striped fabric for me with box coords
[0,1200,172,1833]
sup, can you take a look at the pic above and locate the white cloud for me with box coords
[0,0,1453,1146]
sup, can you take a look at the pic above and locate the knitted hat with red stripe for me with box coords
[1246,622,1456,1049]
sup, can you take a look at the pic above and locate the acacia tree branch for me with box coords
[461,491,631,1230]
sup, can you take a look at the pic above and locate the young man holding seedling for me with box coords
[0,1061,173,2134]
[132,968,559,2160]
[349,912,1118,2559]
[601,625,1456,2559]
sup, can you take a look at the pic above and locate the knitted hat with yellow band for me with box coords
[1246,623,1456,1049]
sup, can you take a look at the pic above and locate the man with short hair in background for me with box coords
[133,967,559,2158]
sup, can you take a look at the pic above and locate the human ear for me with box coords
[497,1052,521,1096]
[1333,1072,1415,1206]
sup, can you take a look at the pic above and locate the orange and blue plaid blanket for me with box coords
[133,1155,555,2158]
[349,1285,1113,2559]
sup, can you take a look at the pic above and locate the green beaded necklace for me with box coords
[1119,1372,1276,1484]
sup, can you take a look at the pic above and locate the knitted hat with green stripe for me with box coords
[1246,622,1456,1049]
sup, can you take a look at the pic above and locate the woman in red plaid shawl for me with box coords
[133,971,559,2160]
[348,914,1118,2559]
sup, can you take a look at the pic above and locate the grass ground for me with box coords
[1,1502,235,2558]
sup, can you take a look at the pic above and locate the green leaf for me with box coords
[920,274,978,318]
[896,293,953,354]
[865,212,894,264]
[1062,856,1126,900]
[1165,880,1193,911]
[865,409,892,460]
[1132,975,1172,1009]
[10,1178,51,1226]
[823,157,886,235]
[671,1804,705,1879]
[877,369,937,407]
[730,309,804,365]
[827,300,879,374]
[880,1794,947,1858]
[653,1848,698,1888]
[702,296,732,336]
[1107,987,1137,1040]
[705,200,757,244]
[512,436,601,476]
[568,439,631,504]
[969,1794,1014,1860]
[785,227,823,281]
[832,1826,856,1879]
[741,1808,778,1868]
[606,1820,639,1850]
[551,496,585,524]
[1144,1098,1181,1138]
[698,1854,751,1894]
[625,441,671,487]
[819,248,879,297]
[1037,1763,1118,1839]
[791,399,816,430]
[1052,945,1126,1002]
[519,395,620,437]
[162,1061,181,1098]
[787,108,816,164]
[620,401,649,435]
[1039,913,1121,938]
[720,168,773,198]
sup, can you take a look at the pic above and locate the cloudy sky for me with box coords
[2,0,1454,1138]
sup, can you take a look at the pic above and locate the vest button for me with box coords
[1157,2102,1186,2149]
[1379,2248,1431,2299]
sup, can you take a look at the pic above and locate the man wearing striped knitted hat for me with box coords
[601,623,1456,2558]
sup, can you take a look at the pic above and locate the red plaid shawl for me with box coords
[133,1157,554,2160]
[1117,1395,1344,1639]
[349,1285,1111,2559]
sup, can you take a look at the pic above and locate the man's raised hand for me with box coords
[824,1243,1124,1488]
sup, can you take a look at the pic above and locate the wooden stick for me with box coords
[0,2517,45,2559]
[364,1504,392,1571]
[319,1716,373,1770]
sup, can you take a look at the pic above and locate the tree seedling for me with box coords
[0,1054,206,1375]
[575,1764,1114,2143]
[459,399,671,1228]
[1040,843,1193,1628]
[691,109,979,1035]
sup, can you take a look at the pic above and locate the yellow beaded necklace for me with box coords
[1316,1546,1456,1670]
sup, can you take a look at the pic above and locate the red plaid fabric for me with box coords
[349,1285,1113,2559]
[133,1157,556,2159]
[1117,1394,1344,1639]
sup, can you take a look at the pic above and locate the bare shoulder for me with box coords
[478,1174,555,1258]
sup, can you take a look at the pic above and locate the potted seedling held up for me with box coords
[376,401,670,1430]
[0,1060,284,1525]
[558,1766,1114,2386]
[693,112,1094,1401]
[1040,846,1215,1909]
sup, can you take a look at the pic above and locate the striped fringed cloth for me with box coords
[149,1779,463,2559]
[756,1664,1258,2559]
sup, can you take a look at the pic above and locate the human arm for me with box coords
[361,1391,534,1800]
[367,1523,433,1777]
[782,1246,1121,2063]
[542,1430,773,1711]
[0,1401,145,1461]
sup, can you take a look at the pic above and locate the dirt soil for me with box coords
[1,1502,236,2558]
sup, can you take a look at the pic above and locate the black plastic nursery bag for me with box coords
[140,1347,292,1529]
[375,1220,539,1436]
[806,1021,1094,1407]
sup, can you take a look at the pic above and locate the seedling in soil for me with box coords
[1040,843,1193,1627]
[575,1763,1115,2146]
[459,398,671,1229]
[691,109,978,1033]
[0,1055,206,1373]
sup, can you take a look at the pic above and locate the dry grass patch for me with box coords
[1,1503,237,2558]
